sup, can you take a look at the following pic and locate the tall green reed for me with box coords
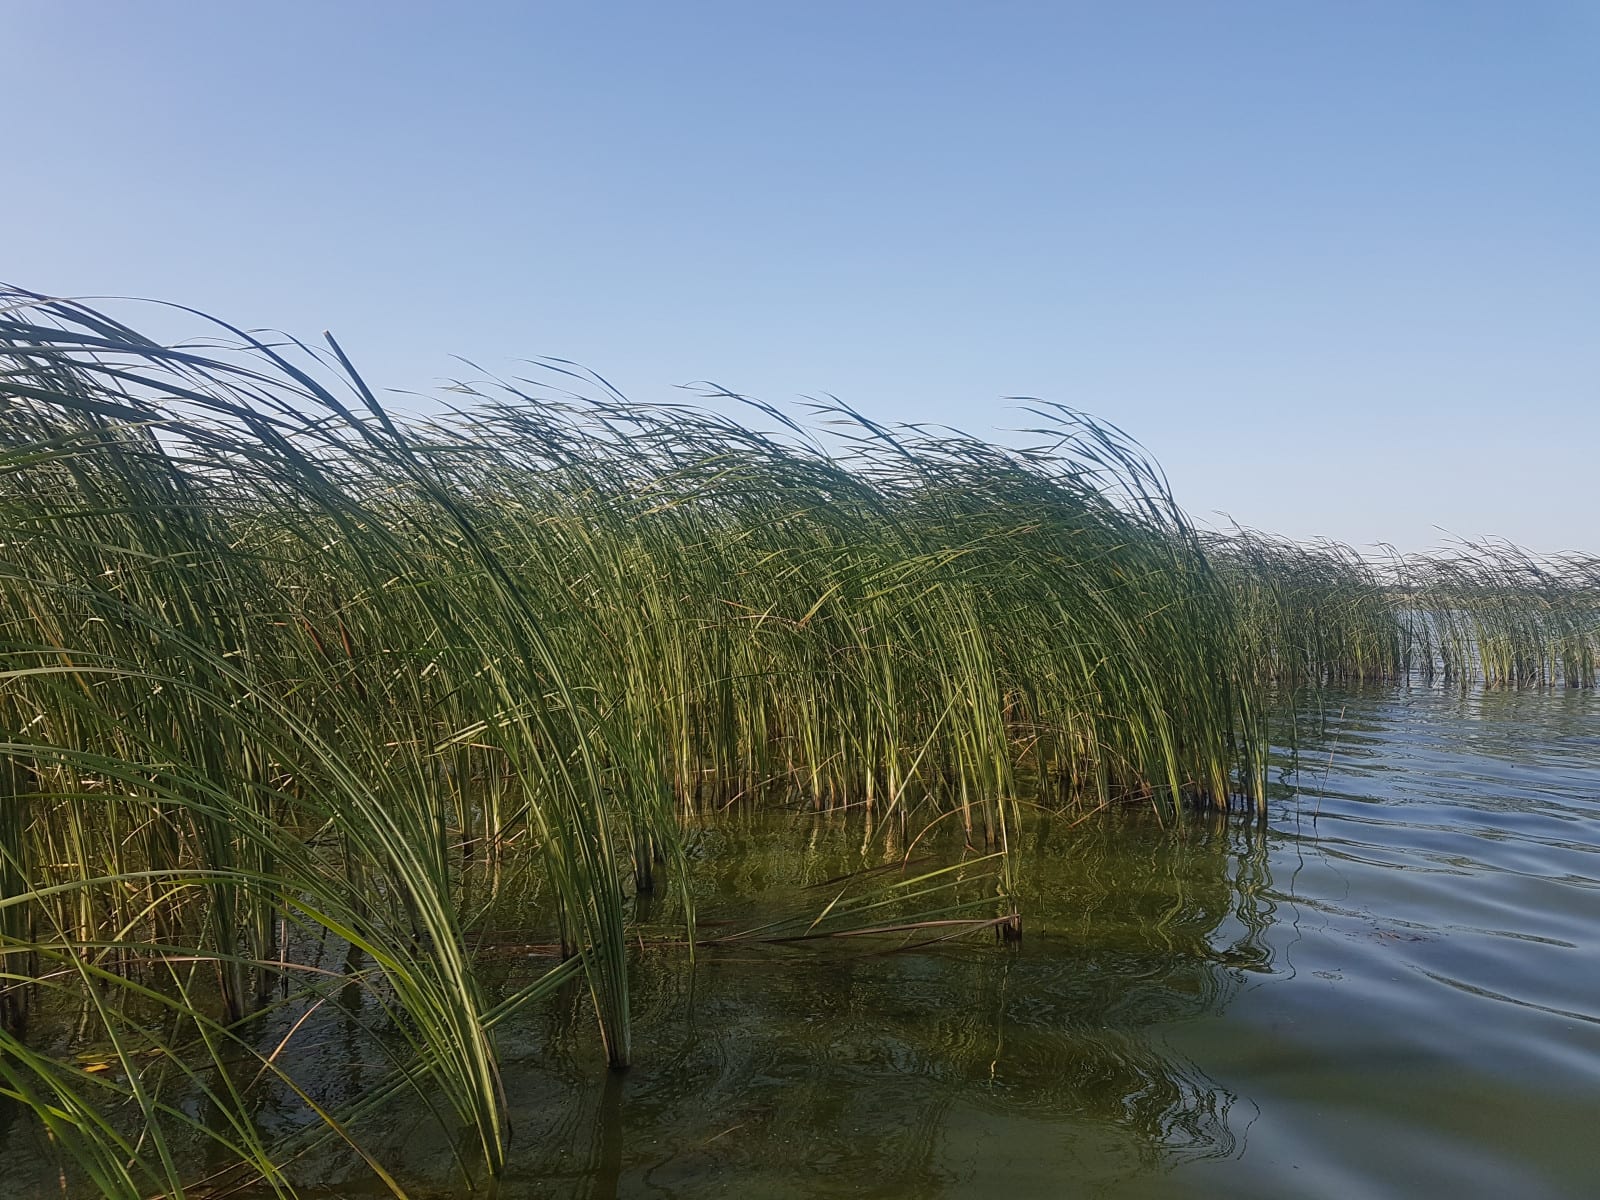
[1,285,1589,1195]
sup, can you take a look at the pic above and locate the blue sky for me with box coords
[7,2,1596,553]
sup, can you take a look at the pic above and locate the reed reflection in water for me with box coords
[414,808,1275,1199]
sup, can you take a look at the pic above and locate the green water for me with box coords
[430,686,1600,1198]
[7,686,1600,1197]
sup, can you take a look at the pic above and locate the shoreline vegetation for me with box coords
[1,286,1596,1196]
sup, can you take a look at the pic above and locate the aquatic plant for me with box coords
[0,285,1591,1195]
[1211,532,1599,692]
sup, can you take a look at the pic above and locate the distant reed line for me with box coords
[1214,532,1599,689]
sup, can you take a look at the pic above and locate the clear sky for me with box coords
[7,2,1597,553]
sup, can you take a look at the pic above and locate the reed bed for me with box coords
[0,286,1592,1195]
[1212,532,1600,689]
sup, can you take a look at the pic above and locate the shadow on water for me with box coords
[340,806,1278,1200]
[27,802,1273,1199]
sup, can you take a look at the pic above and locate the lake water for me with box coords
[464,685,1600,1199]
[6,685,1598,1197]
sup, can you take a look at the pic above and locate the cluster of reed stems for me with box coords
[1214,531,1599,688]
[0,287,1592,1196]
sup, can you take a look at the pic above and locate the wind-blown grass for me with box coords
[0,285,1591,1195]
[1213,531,1599,690]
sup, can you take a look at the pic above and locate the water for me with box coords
[455,685,1600,1198]
[8,686,1600,1197]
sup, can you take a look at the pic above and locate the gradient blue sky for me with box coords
[7,2,1596,552]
